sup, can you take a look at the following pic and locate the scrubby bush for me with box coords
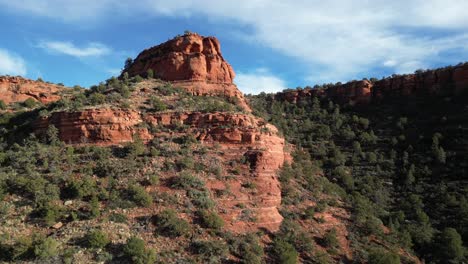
[85,230,110,249]
[33,237,59,259]
[191,240,229,262]
[229,234,264,264]
[170,173,205,189]
[188,189,215,209]
[323,228,339,249]
[123,236,157,264]
[126,135,146,157]
[271,239,298,264]
[0,100,6,110]
[198,210,224,229]
[23,98,36,108]
[109,213,128,223]
[146,69,154,79]
[149,96,167,111]
[127,184,152,207]
[153,209,190,237]
[88,93,106,105]
[277,220,314,253]
[368,248,400,264]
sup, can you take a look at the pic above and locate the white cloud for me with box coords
[38,41,111,58]
[235,68,287,94]
[3,0,468,84]
[0,49,27,76]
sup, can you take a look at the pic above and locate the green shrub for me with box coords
[170,173,205,189]
[191,240,229,261]
[149,96,167,111]
[109,213,128,223]
[123,237,157,264]
[153,209,190,237]
[0,100,6,110]
[303,206,315,220]
[323,228,339,249]
[271,239,298,264]
[368,248,400,264]
[198,210,224,229]
[134,75,143,82]
[278,220,314,253]
[23,98,36,108]
[128,184,152,207]
[188,189,215,209]
[85,230,110,249]
[436,228,465,263]
[146,69,154,79]
[229,234,264,264]
[34,237,59,259]
[89,195,100,218]
[88,93,106,105]
[35,202,62,226]
[126,135,146,157]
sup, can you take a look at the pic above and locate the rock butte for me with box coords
[122,33,250,111]
[33,33,290,232]
[276,63,468,104]
[0,76,65,104]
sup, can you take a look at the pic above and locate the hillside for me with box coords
[0,32,466,264]
[249,67,468,263]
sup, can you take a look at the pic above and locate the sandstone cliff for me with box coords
[123,33,249,111]
[276,63,468,104]
[0,76,65,105]
[35,109,287,232]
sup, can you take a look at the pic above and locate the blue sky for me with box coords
[1,0,468,94]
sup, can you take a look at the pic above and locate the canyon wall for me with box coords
[276,63,468,104]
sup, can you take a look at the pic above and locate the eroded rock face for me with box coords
[35,109,287,232]
[277,64,468,104]
[0,76,65,104]
[123,33,250,111]
[125,33,235,83]
[34,109,152,144]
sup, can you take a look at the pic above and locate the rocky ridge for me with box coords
[276,63,468,104]
[0,76,66,105]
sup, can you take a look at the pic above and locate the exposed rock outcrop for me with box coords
[276,63,468,104]
[34,109,152,144]
[0,76,65,104]
[125,33,235,83]
[123,33,250,111]
[35,109,287,232]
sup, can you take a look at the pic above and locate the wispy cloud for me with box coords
[3,0,468,84]
[0,49,27,76]
[38,41,111,58]
[235,68,287,94]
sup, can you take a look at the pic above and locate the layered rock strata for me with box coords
[0,76,65,104]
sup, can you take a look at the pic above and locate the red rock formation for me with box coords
[0,76,65,104]
[123,33,250,111]
[34,109,152,144]
[35,109,287,232]
[125,33,235,83]
[277,63,468,104]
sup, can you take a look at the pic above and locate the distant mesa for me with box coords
[276,63,468,104]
